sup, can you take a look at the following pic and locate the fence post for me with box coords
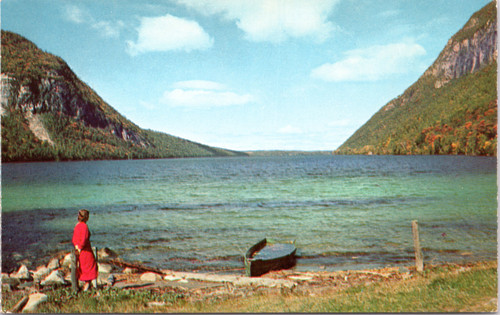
[412,220,424,272]
[70,251,79,292]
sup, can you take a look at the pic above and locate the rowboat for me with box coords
[244,238,297,277]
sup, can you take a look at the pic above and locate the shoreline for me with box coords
[2,245,495,279]
[2,246,497,312]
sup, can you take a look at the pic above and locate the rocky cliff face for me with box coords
[1,30,246,161]
[1,32,148,148]
[425,2,497,88]
[336,1,497,156]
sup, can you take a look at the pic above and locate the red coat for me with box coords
[72,222,98,281]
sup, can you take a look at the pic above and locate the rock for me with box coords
[2,273,21,288]
[96,274,107,287]
[98,263,113,274]
[10,265,32,281]
[47,258,60,270]
[97,247,118,260]
[32,266,51,282]
[140,272,162,282]
[41,270,67,286]
[289,275,314,281]
[163,271,296,289]
[22,293,48,313]
[62,253,73,267]
[123,267,138,274]
[2,283,13,292]
[164,275,182,281]
[19,282,35,289]
[107,274,116,286]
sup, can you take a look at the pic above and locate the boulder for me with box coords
[10,265,32,281]
[62,253,73,268]
[106,274,116,286]
[98,263,113,274]
[32,266,51,282]
[22,293,48,313]
[96,274,107,287]
[2,273,20,288]
[97,247,118,260]
[41,270,67,286]
[123,267,138,274]
[164,275,182,281]
[140,272,162,282]
[47,258,60,270]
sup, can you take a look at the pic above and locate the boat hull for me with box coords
[244,238,297,277]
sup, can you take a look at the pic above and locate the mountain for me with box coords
[1,30,246,162]
[336,1,497,156]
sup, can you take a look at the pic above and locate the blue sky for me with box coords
[1,0,491,151]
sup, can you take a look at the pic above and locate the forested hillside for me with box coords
[336,1,497,156]
[1,31,246,162]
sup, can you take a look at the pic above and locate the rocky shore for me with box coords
[2,247,493,313]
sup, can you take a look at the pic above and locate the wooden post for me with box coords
[70,251,79,292]
[412,220,424,272]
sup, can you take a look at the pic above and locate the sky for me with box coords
[1,0,492,151]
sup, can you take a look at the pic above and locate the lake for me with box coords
[2,155,497,273]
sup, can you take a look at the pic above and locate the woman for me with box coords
[72,209,98,291]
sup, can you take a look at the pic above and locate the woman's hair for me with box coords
[78,209,90,222]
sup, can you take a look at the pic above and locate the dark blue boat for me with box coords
[244,238,297,277]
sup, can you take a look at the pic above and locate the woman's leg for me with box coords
[83,281,90,291]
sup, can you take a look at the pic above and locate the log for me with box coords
[412,220,424,272]
[107,258,163,274]
[349,270,391,278]
[9,295,28,313]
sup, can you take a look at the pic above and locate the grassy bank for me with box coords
[2,261,497,313]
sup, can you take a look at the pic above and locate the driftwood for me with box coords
[9,295,29,313]
[349,270,392,278]
[107,258,163,274]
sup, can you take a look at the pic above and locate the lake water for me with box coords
[2,155,497,273]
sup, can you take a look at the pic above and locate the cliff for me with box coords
[1,31,246,161]
[428,3,497,89]
[336,1,497,156]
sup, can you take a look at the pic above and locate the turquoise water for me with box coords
[2,155,497,273]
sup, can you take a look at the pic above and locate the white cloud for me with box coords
[175,0,339,43]
[92,21,125,38]
[173,80,226,91]
[311,42,426,82]
[161,81,253,108]
[63,4,123,38]
[126,15,213,55]
[64,5,86,24]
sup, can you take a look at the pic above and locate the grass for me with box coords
[172,264,497,313]
[2,261,497,313]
